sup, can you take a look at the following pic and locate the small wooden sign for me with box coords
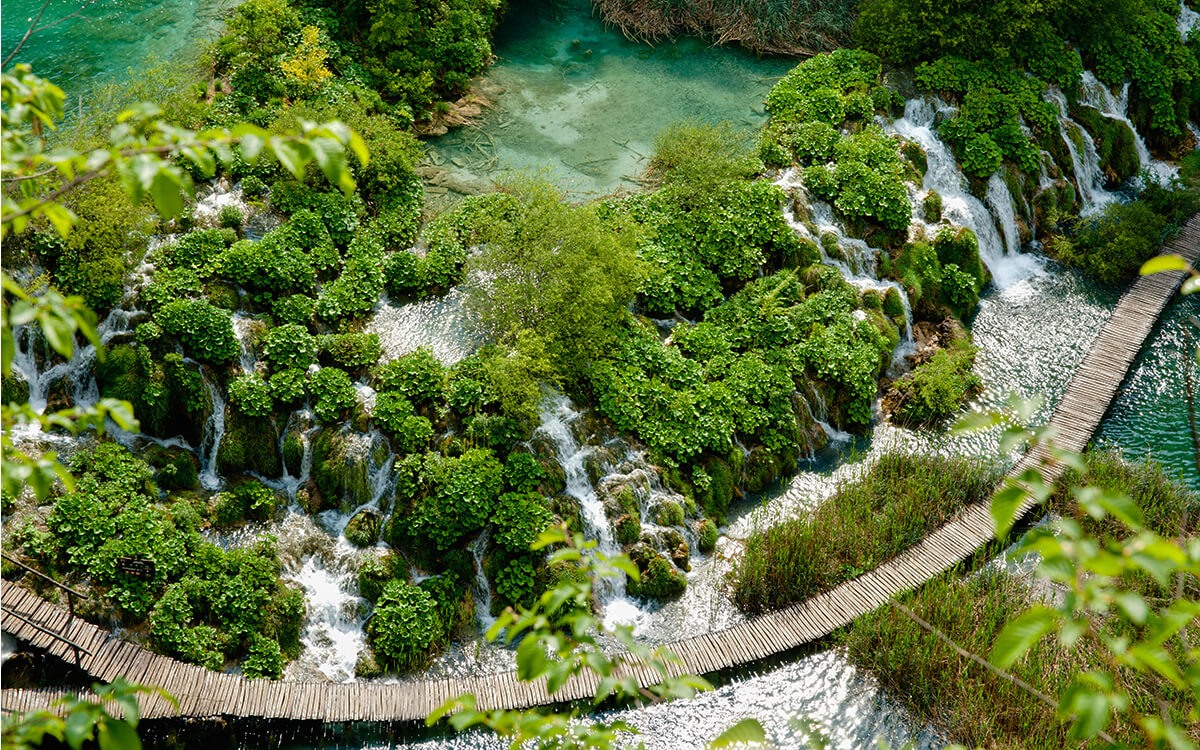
[115,556,156,580]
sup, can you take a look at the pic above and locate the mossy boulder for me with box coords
[696,519,718,554]
[1070,104,1140,186]
[652,499,684,527]
[615,513,641,545]
[923,190,942,222]
[626,545,687,599]
[311,429,375,512]
[354,647,384,679]
[346,509,383,548]
[217,408,281,477]
[145,445,199,492]
[744,447,783,494]
[358,553,401,603]
[549,493,583,535]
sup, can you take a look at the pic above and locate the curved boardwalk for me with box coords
[4,216,1198,723]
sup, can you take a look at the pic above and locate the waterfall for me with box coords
[1045,87,1121,213]
[471,529,497,632]
[198,377,226,491]
[1180,0,1199,40]
[984,175,1021,259]
[886,98,1041,288]
[774,169,916,358]
[231,314,257,375]
[1077,72,1177,184]
[289,543,367,683]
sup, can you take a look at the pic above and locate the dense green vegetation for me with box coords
[840,453,1198,748]
[4,445,300,678]
[729,452,998,614]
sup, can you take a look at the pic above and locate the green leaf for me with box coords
[1181,276,1200,295]
[515,636,548,680]
[148,170,184,219]
[271,140,305,179]
[1112,591,1148,625]
[708,718,767,748]
[97,716,140,750]
[990,483,1026,539]
[1139,254,1191,275]
[952,409,1003,433]
[990,606,1056,669]
[64,707,94,750]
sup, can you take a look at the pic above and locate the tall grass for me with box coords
[840,453,1199,748]
[729,451,998,614]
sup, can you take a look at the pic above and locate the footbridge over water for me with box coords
[3,216,1198,724]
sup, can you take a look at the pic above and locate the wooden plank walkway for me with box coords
[3,216,1197,723]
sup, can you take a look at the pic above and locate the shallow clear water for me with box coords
[428,0,794,197]
[0,0,228,94]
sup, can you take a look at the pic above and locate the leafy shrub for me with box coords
[217,236,315,300]
[503,453,546,494]
[263,323,318,370]
[493,555,537,608]
[228,374,273,417]
[886,338,982,425]
[242,632,284,679]
[491,493,554,554]
[140,267,202,311]
[157,229,228,271]
[155,299,239,364]
[366,580,440,671]
[270,294,316,326]
[375,347,446,406]
[401,448,504,550]
[373,392,433,453]
[269,367,307,405]
[219,204,245,230]
[1048,199,1180,284]
[320,332,382,369]
[315,231,385,321]
[309,367,357,422]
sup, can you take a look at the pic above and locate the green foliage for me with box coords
[263,323,318,370]
[730,452,997,613]
[626,548,687,599]
[1050,185,1200,284]
[214,481,278,526]
[492,492,554,554]
[403,448,505,550]
[217,409,282,476]
[270,294,316,326]
[887,337,982,425]
[345,509,383,547]
[357,553,399,603]
[503,453,547,494]
[494,555,538,608]
[320,332,382,369]
[216,236,315,302]
[154,300,239,364]
[0,678,163,750]
[228,374,273,417]
[764,51,911,229]
[373,391,433,453]
[315,230,384,322]
[366,579,441,671]
[156,229,228,272]
[375,347,446,406]
[94,347,207,443]
[139,266,202,312]
[464,176,645,385]
[268,367,307,405]
[648,119,761,191]
[309,367,357,422]
[697,519,718,553]
[242,632,284,679]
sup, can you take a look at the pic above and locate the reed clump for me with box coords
[593,0,856,57]
[840,454,1199,748]
[729,451,998,614]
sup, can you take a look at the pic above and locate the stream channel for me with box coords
[2,0,1199,747]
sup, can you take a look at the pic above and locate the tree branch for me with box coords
[2,0,52,69]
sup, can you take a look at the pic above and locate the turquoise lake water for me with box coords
[1,0,228,94]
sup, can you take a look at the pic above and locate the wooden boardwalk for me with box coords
[3,216,1198,723]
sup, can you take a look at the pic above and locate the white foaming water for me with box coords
[471,529,497,633]
[1045,87,1121,213]
[534,392,649,630]
[192,179,247,228]
[198,377,226,491]
[1078,71,1178,184]
[887,99,1039,288]
[231,314,258,375]
[366,289,480,366]
[1181,0,1200,41]
[289,541,368,683]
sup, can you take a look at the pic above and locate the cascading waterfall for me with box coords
[887,98,1040,288]
[774,169,916,367]
[1078,72,1177,184]
[534,392,648,629]
[198,377,226,491]
[1181,0,1200,38]
[471,529,497,633]
[288,539,368,683]
[984,174,1021,262]
[231,314,258,375]
[1045,87,1120,213]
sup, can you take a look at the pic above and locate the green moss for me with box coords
[697,519,718,554]
[615,513,642,545]
[310,429,373,512]
[216,408,281,477]
[345,509,383,547]
[923,190,942,222]
[626,547,687,599]
[653,499,684,527]
[1070,105,1140,184]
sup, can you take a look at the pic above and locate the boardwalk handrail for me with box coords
[1,552,86,615]
[1,215,1197,723]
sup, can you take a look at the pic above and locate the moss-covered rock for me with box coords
[696,519,718,553]
[652,499,684,527]
[549,493,583,534]
[923,190,942,222]
[1070,104,1140,186]
[626,545,687,599]
[615,513,641,545]
[217,407,281,477]
[354,647,384,679]
[346,509,383,547]
[146,446,199,492]
[358,553,401,603]
[311,429,376,512]
[744,447,783,493]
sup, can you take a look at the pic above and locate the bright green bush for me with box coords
[402,448,504,550]
[320,332,382,369]
[309,367,357,422]
[374,392,433,453]
[156,229,229,271]
[268,367,307,405]
[155,300,239,364]
[228,374,273,417]
[503,453,546,494]
[270,294,317,326]
[491,492,554,554]
[263,323,318,370]
[366,580,441,671]
[887,338,982,426]
[140,267,202,311]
